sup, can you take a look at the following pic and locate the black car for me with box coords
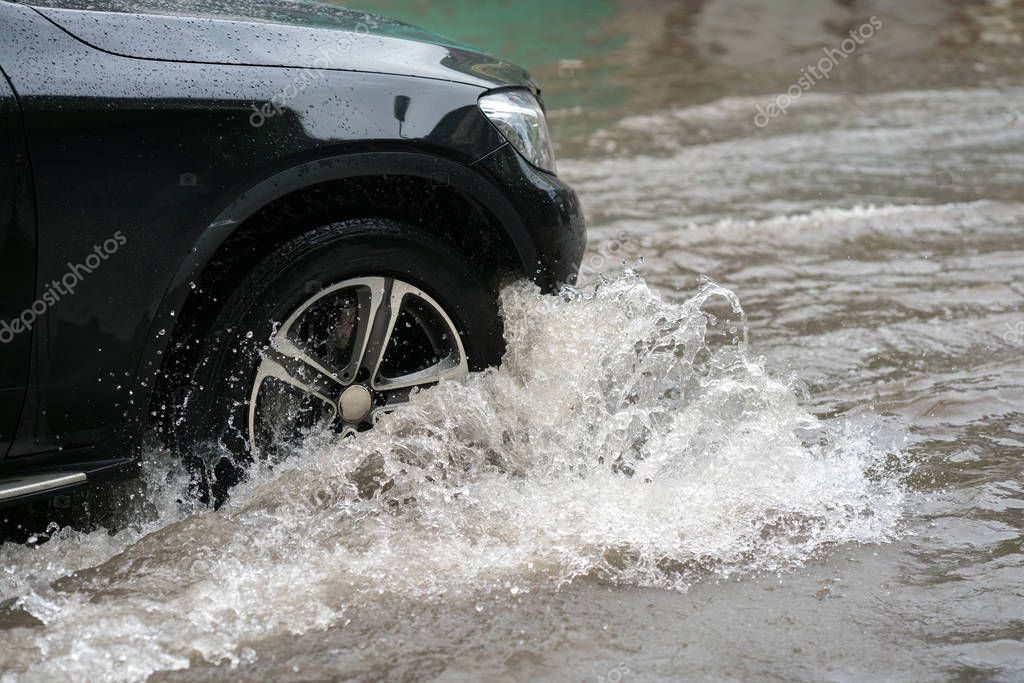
[0,0,585,507]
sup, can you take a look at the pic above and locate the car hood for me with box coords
[27,0,536,90]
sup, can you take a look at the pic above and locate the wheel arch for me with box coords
[135,150,534,435]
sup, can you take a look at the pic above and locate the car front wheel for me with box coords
[168,218,505,500]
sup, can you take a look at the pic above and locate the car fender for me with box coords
[130,149,537,422]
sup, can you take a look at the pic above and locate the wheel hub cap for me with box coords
[339,384,373,423]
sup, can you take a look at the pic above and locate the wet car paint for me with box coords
[0,71,34,458]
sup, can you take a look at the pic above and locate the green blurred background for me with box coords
[336,1,1024,155]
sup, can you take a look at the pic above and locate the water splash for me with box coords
[0,275,907,681]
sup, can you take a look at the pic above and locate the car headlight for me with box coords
[479,90,557,174]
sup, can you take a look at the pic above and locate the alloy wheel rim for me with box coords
[247,276,468,456]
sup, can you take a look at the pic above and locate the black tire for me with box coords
[165,218,504,502]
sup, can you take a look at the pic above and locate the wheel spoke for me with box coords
[247,351,338,452]
[347,277,396,382]
[272,276,391,386]
[373,359,468,391]
[369,281,469,391]
[337,277,392,382]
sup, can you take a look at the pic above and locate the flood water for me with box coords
[2,1,1023,681]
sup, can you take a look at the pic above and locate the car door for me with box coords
[0,68,33,458]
